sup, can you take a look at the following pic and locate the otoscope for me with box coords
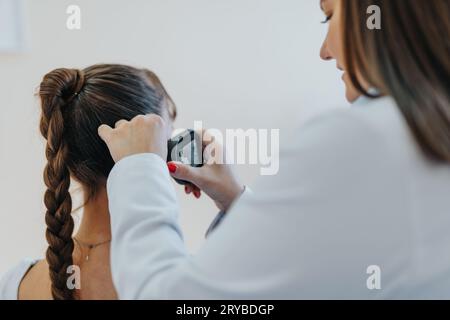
[167,129,203,185]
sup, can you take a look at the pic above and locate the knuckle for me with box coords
[98,125,110,137]
[109,130,118,138]
[148,114,165,126]
[133,114,147,124]
[114,120,124,128]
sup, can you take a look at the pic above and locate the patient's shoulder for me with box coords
[0,258,45,300]
[18,259,52,300]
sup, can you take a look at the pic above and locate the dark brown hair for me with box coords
[342,0,450,161]
[38,64,175,299]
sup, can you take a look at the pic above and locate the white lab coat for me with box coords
[107,96,450,299]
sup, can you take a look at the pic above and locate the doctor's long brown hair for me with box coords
[342,0,450,161]
[38,64,176,299]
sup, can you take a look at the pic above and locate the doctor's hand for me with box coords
[167,132,244,212]
[98,114,168,163]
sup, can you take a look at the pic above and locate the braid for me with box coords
[43,117,74,300]
[39,69,85,300]
[36,64,172,299]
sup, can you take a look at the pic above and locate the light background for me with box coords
[0,0,346,275]
[0,0,25,52]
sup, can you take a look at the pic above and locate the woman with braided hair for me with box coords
[0,64,177,299]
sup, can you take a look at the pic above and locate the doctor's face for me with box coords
[319,0,361,102]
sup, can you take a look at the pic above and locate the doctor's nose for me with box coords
[320,40,333,61]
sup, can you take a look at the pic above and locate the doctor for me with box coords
[98,0,450,299]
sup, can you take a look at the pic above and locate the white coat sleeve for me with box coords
[107,108,409,299]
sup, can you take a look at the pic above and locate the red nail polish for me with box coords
[167,163,177,173]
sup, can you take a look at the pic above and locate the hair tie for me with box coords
[73,69,85,96]
[66,69,85,104]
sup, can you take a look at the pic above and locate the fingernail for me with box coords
[167,163,177,173]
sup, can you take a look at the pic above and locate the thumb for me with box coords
[98,124,113,144]
[168,162,201,184]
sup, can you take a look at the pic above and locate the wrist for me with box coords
[222,183,245,212]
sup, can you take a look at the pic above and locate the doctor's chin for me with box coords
[1,0,449,316]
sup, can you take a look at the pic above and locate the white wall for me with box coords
[0,0,346,275]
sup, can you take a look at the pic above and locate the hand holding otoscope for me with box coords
[167,128,244,211]
[98,114,244,212]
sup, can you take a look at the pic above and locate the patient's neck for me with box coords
[75,187,112,244]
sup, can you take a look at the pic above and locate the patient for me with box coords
[0,64,176,300]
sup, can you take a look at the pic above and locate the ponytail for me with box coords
[37,64,175,298]
[39,68,85,300]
